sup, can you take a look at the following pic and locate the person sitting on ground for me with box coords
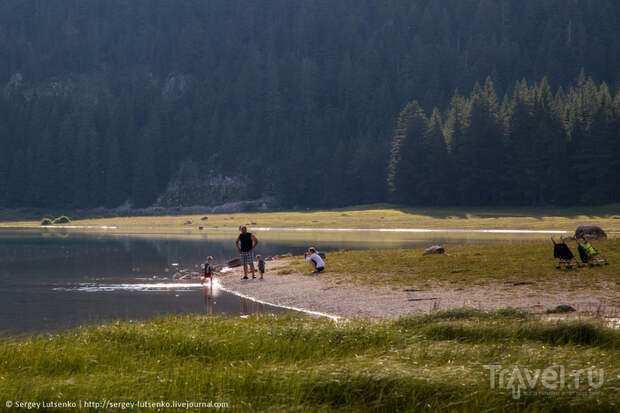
[236,226,259,279]
[304,247,325,274]
[257,254,265,280]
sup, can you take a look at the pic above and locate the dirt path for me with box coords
[216,261,620,320]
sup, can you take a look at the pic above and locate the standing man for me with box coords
[236,226,259,279]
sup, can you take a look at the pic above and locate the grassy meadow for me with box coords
[278,238,620,292]
[1,310,618,412]
[1,204,620,234]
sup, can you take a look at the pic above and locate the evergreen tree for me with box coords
[419,108,450,205]
[103,129,125,207]
[444,91,469,205]
[586,83,617,203]
[388,101,428,204]
[505,79,535,204]
[131,115,159,208]
[5,149,28,205]
[72,110,100,207]
[451,79,507,205]
[28,129,55,207]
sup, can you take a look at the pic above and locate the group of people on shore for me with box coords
[200,225,325,283]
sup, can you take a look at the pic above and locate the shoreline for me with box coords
[216,260,620,320]
[0,225,576,233]
[213,275,341,321]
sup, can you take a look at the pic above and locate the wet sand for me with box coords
[216,261,620,320]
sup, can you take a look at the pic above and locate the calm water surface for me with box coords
[0,228,549,334]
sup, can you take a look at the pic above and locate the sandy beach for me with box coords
[216,260,620,320]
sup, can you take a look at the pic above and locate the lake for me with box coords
[0,228,552,335]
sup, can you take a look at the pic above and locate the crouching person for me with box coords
[304,247,325,274]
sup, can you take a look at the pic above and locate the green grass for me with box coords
[1,310,618,412]
[2,204,620,233]
[279,239,620,290]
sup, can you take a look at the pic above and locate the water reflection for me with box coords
[203,282,214,316]
[240,297,265,317]
[0,231,294,335]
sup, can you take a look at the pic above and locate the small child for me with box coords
[202,256,214,284]
[257,254,265,279]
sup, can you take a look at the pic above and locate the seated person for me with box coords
[304,247,325,273]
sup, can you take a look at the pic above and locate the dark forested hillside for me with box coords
[1,0,620,209]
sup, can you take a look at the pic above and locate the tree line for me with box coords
[1,1,620,209]
[389,73,620,206]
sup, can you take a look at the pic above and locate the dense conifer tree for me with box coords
[131,116,159,208]
[389,75,620,206]
[388,101,428,204]
[420,109,450,205]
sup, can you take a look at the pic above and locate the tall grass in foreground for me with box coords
[1,309,618,412]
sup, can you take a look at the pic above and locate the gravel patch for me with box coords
[217,261,620,320]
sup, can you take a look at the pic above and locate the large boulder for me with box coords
[575,225,607,240]
[547,305,576,314]
[423,245,445,256]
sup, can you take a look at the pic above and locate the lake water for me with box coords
[0,228,552,335]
